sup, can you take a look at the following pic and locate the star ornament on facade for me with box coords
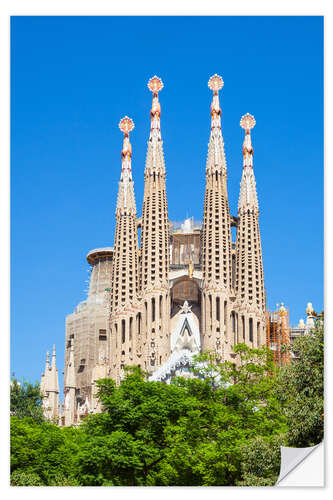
[119,116,135,134]
[148,76,164,94]
[240,113,256,131]
[208,74,224,93]
[179,300,192,314]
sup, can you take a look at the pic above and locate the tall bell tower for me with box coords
[235,113,266,347]
[110,117,141,383]
[201,74,233,361]
[140,76,171,372]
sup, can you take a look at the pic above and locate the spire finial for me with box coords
[119,116,135,136]
[148,76,163,138]
[119,116,134,181]
[51,344,56,368]
[240,113,256,132]
[148,75,164,95]
[208,74,223,130]
[208,74,224,94]
[240,113,256,168]
[117,116,136,213]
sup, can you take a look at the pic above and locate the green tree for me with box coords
[236,435,285,486]
[154,345,286,486]
[12,342,306,486]
[10,379,44,423]
[10,417,82,485]
[74,348,287,486]
[278,320,324,447]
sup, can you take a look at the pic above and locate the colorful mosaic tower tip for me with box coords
[147,75,164,94]
[208,74,224,93]
[240,113,256,131]
[119,116,135,135]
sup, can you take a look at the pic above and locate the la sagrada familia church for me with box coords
[41,74,268,426]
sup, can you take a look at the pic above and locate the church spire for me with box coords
[64,342,76,426]
[40,346,59,421]
[235,113,266,348]
[206,74,227,177]
[116,117,136,214]
[40,350,50,396]
[140,75,170,372]
[238,113,259,212]
[144,76,166,175]
[64,342,76,389]
[45,350,50,372]
[48,344,59,393]
[201,73,233,361]
[110,117,140,383]
[148,75,163,140]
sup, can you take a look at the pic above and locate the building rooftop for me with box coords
[86,247,114,265]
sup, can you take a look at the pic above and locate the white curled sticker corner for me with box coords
[276,441,324,486]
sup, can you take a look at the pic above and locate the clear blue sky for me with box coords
[11,16,323,386]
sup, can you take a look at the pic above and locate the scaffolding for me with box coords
[266,304,290,365]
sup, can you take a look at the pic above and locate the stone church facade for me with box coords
[41,74,266,425]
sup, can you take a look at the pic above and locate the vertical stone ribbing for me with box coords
[110,117,140,383]
[64,342,76,426]
[140,76,170,373]
[235,114,266,348]
[201,74,233,361]
[41,345,59,421]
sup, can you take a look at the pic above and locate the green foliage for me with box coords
[10,334,324,486]
[73,344,286,486]
[277,321,324,447]
[236,435,286,486]
[10,416,82,486]
[11,470,44,486]
[10,379,44,423]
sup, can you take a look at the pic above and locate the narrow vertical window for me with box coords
[137,313,141,335]
[216,297,220,321]
[249,318,253,343]
[242,316,245,340]
[129,317,133,341]
[224,300,227,326]
[152,297,155,322]
[257,322,260,347]
[145,302,148,329]
[122,319,125,344]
